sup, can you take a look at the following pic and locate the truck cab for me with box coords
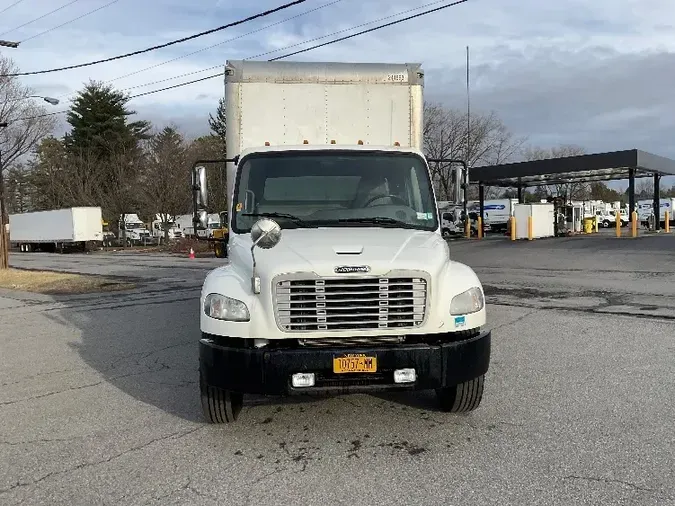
[192,60,491,423]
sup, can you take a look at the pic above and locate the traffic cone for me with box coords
[189,248,195,259]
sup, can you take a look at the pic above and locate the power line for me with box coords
[108,0,463,94]
[269,0,469,60]
[129,0,470,94]
[0,0,82,38]
[21,0,121,43]
[0,0,28,16]
[16,0,471,121]
[105,0,346,85]
[44,0,346,103]
[1,0,308,77]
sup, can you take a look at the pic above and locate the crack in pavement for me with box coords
[0,362,187,407]
[563,475,668,496]
[0,426,205,496]
[490,299,675,322]
[489,309,538,332]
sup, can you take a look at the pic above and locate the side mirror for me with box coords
[198,210,209,229]
[192,165,208,208]
[250,218,282,250]
[453,165,465,204]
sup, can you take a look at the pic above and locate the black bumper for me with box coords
[200,331,491,396]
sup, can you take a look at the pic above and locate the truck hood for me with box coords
[228,227,449,279]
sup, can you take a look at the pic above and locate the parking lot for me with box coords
[1,234,674,505]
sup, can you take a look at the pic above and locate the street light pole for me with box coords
[0,96,59,269]
[0,121,8,269]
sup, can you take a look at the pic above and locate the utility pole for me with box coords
[0,37,19,269]
[464,45,470,224]
[0,121,8,269]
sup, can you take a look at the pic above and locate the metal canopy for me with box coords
[470,149,675,187]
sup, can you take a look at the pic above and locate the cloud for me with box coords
[2,0,675,190]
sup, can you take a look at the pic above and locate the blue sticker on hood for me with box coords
[454,316,466,328]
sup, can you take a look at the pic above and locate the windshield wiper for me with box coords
[241,212,313,227]
[332,217,412,228]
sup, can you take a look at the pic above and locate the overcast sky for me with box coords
[2,0,674,189]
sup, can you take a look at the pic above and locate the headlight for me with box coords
[203,293,250,321]
[450,287,484,315]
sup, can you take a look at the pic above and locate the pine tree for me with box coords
[207,97,226,157]
[64,80,151,159]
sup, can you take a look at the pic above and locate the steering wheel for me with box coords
[363,194,408,207]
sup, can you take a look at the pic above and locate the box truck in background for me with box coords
[190,60,491,424]
[637,198,675,228]
[9,207,103,253]
[468,198,517,232]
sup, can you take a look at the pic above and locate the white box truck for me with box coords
[637,198,675,228]
[9,207,103,253]
[469,198,518,232]
[191,60,491,423]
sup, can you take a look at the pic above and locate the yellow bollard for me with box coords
[465,219,471,239]
[477,217,483,239]
[666,211,670,233]
[594,217,599,233]
[510,216,516,241]
[632,211,638,238]
[527,215,533,241]
[616,214,621,237]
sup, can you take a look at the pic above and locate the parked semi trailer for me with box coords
[9,207,103,253]
[189,60,492,424]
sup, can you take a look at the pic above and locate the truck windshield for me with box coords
[232,151,438,233]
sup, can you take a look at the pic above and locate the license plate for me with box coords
[333,354,377,374]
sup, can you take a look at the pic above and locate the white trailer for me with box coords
[9,207,103,253]
[190,60,491,424]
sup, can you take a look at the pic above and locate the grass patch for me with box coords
[0,268,135,295]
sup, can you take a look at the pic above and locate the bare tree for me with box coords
[0,55,56,221]
[522,144,589,201]
[140,126,190,241]
[99,139,144,246]
[423,102,526,200]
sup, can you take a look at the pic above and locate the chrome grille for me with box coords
[274,275,428,332]
[298,336,404,347]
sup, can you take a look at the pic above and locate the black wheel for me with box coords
[214,242,227,258]
[200,373,243,423]
[436,375,485,413]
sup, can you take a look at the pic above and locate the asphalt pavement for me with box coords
[1,234,674,505]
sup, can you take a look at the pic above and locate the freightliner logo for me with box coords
[334,265,371,274]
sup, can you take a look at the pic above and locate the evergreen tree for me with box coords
[64,80,151,158]
[207,97,226,156]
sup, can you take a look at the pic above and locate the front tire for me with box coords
[213,242,226,258]
[436,375,485,413]
[200,374,243,423]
